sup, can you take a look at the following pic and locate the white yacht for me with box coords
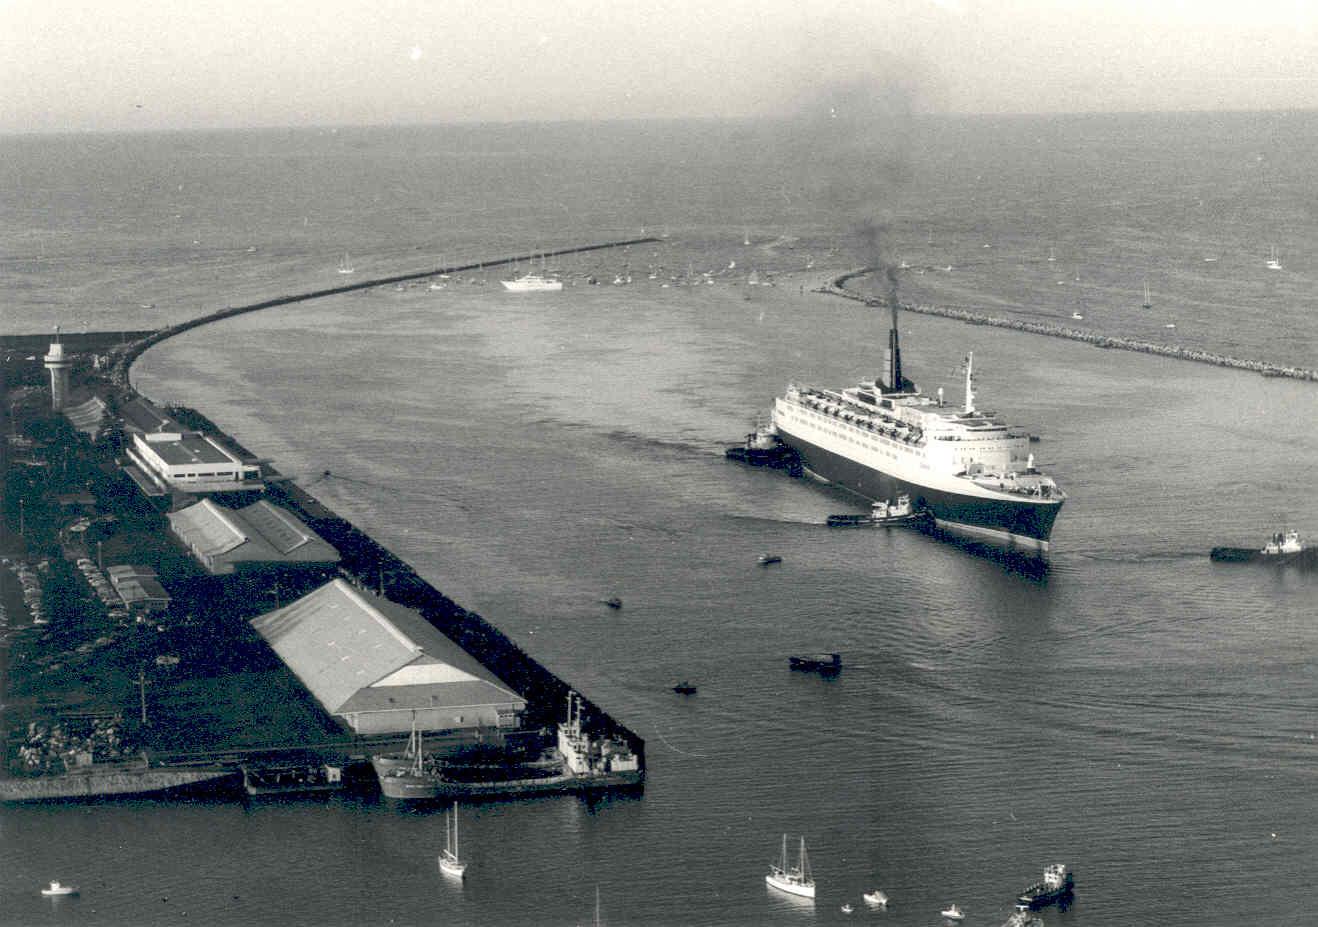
[766,834,815,899]
[439,802,467,879]
[501,272,563,292]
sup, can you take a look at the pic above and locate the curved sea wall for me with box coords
[108,237,659,386]
[824,269,1318,383]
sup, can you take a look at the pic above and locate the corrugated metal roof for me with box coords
[250,579,524,718]
[167,499,338,573]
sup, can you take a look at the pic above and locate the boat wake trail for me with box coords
[647,719,713,758]
[603,429,717,459]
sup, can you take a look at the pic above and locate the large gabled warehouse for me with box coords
[167,498,339,575]
[250,578,526,736]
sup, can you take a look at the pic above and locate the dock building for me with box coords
[166,499,339,575]
[250,579,526,736]
[125,430,262,496]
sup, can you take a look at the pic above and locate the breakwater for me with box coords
[824,269,1318,383]
[108,237,660,385]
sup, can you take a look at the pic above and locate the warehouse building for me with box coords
[167,498,339,575]
[125,429,263,495]
[250,579,526,736]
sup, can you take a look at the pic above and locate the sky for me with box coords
[1,0,1315,134]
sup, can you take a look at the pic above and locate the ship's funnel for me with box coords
[880,301,908,393]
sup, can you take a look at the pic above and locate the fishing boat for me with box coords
[941,903,965,920]
[337,253,354,275]
[41,882,77,897]
[766,834,815,899]
[439,802,467,879]
[863,888,889,907]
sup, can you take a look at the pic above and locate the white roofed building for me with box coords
[126,430,262,495]
[250,579,526,736]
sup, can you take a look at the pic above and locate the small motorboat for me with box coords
[603,597,623,609]
[757,554,782,566]
[41,882,77,897]
[788,652,842,674]
[941,903,965,920]
[862,889,889,907]
[840,902,854,914]
[672,681,697,695]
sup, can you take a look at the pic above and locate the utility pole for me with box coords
[138,666,149,726]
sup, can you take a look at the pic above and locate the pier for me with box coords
[823,269,1318,383]
[2,237,653,801]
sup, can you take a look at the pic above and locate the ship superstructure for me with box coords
[770,299,1065,553]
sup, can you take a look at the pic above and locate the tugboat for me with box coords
[1015,863,1074,911]
[827,494,926,527]
[1211,530,1313,565]
[788,652,841,675]
[725,424,802,476]
[757,554,783,566]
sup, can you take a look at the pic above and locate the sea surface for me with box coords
[2,113,1316,927]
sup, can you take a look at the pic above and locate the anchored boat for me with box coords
[766,834,815,899]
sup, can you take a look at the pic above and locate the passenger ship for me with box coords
[769,301,1065,554]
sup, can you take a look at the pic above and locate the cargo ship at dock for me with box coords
[768,297,1065,554]
[371,693,642,801]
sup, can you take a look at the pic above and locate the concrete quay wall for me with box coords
[825,269,1318,383]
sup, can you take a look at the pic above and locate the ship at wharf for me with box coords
[0,240,649,806]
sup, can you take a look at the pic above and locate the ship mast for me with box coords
[963,352,976,414]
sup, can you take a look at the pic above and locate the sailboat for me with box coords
[766,834,815,898]
[1265,246,1282,270]
[337,253,354,275]
[439,802,467,879]
[1141,279,1152,309]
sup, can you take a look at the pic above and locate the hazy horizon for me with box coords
[4,0,1317,136]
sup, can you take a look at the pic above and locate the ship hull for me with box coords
[372,761,642,802]
[777,429,1061,554]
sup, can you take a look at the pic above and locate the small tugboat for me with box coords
[758,554,782,566]
[862,888,889,907]
[941,903,965,921]
[788,652,841,675]
[826,494,924,528]
[1211,530,1313,565]
[766,834,816,899]
[41,882,77,897]
[724,424,802,476]
[1015,863,1074,911]
[672,681,697,695]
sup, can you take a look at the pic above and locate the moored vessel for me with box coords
[1015,862,1074,910]
[770,295,1065,555]
[766,834,815,899]
[501,272,563,292]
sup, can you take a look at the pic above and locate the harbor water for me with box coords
[2,113,1317,926]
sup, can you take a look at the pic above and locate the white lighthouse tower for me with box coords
[43,325,72,411]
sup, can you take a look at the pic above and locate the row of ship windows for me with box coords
[793,411,915,460]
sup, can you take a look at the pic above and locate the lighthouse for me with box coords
[43,325,72,411]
